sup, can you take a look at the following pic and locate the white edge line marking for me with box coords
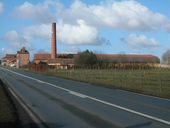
[69,91,88,98]
[1,67,170,125]
[37,80,45,83]
[87,96,170,125]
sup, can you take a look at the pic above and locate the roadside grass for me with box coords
[0,81,17,127]
[46,68,170,99]
[6,66,170,99]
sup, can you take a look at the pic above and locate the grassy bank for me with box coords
[0,81,17,128]
[46,68,170,98]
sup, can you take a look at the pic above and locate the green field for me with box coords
[46,68,170,98]
[0,82,17,127]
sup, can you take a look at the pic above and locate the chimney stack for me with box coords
[51,22,57,59]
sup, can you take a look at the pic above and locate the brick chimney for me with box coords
[51,22,57,59]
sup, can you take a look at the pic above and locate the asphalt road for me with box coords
[0,67,170,128]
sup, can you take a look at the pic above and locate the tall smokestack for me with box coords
[51,22,57,59]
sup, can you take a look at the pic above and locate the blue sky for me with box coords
[0,0,170,60]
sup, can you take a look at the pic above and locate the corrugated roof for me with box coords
[96,54,160,63]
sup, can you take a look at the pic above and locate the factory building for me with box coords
[1,47,30,68]
[1,22,160,69]
[33,23,74,69]
[32,22,160,69]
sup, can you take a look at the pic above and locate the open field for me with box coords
[0,80,17,128]
[46,68,170,98]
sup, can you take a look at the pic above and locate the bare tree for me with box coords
[162,49,170,64]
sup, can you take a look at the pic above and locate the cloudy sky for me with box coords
[0,0,170,59]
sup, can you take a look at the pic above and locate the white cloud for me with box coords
[0,2,4,14]
[24,24,51,40]
[3,30,31,50]
[13,1,55,23]
[60,0,169,31]
[14,0,170,31]
[23,20,108,45]
[122,34,159,48]
[58,19,100,45]
[10,0,170,49]
[57,1,101,26]
[4,30,20,42]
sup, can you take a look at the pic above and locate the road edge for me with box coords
[0,78,48,128]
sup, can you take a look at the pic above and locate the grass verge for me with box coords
[46,68,170,99]
[12,66,170,99]
[0,80,17,128]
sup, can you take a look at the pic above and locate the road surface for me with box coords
[0,67,170,128]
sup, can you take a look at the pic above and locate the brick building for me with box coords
[33,22,75,69]
[33,53,51,64]
[16,47,30,68]
[1,54,16,67]
[33,22,160,69]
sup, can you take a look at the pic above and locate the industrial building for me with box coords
[16,47,30,68]
[1,22,160,69]
[1,47,30,68]
[33,22,75,69]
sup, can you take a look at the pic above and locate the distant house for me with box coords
[1,54,17,67]
[17,47,30,68]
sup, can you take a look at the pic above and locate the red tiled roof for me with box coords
[2,54,16,60]
[2,54,16,63]
[34,53,51,60]
[5,54,16,58]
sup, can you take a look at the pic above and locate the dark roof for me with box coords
[96,54,160,63]
[17,47,29,54]
[34,53,51,60]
